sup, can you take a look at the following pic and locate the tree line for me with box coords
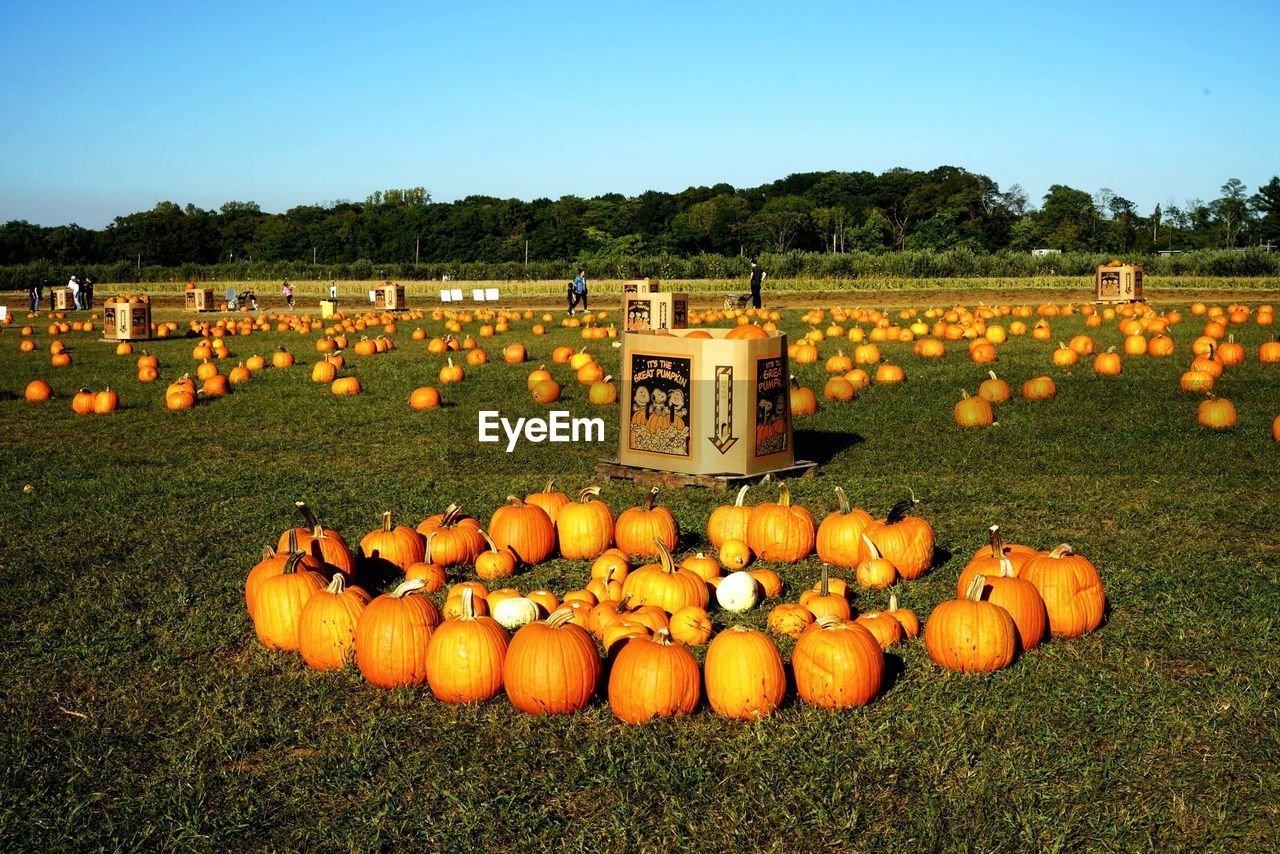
[2,168,1278,276]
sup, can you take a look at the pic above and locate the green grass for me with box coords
[1,295,1278,849]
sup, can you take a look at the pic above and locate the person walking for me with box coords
[569,267,588,314]
[282,280,295,309]
[29,281,43,311]
[748,258,766,309]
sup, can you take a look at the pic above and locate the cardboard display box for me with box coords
[103,298,152,341]
[54,288,71,311]
[623,278,661,294]
[1095,262,1143,302]
[184,288,215,312]
[320,299,338,319]
[375,283,407,311]
[623,292,688,331]
[619,328,794,477]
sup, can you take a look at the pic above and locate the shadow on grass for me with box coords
[794,429,864,465]
[881,652,907,697]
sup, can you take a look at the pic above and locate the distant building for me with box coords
[1031,249,1062,257]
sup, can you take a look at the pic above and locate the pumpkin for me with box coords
[420,505,486,567]
[503,608,601,715]
[884,593,920,638]
[622,538,710,614]
[854,611,905,650]
[488,496,556,564]
[1197,396,1237,430]
[767,603,814,639]
[615,487,679,557]
[254,552,327,651]
[1093,347,1122,376]
[789,376,818,416]
[858,498,935,580]
[24,380,53,402]
[816,485,874,568]
[530,378,561,404]
[1022,376,1056,400]
[704,626,786,720]
[404,561,447,592]
[924,575,1018,673]
[409,386,441,410]
[715,571,760,613]
[725,323,768,340]
[590,549,631,583]
[245,532,326,620]
[718,538,752,570]
[589,375,618,405]
[707,484,752,549]
[978,371,1010,403]
[958,525,1037,595]
[492,596,541,631]
[874,363,905,384]
[354,579,441,689]
[668,605,713,645]
[747,568,783,598]
[799,565,851,621]
[1019,544,1105,639]
[745,483,814,563]
[298,573,371,671]
[972,563,1047,652]
[854,535,898,589]
[608,630,701,723]
[793,617,884,709]
[525,479,570,525]
[954,389,994,428]
[823,377,855,401]
[680,553,721,582]
[271,347,294,368]
[359,511,426,574]
[557,486,615,560]
[425,589,509,703]
[475,529,519,580]
[331,376,362,396]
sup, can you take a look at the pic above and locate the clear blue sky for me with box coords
[1,0,1276,228]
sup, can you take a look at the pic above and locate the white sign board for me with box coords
[472,289,486,302]
[439,289,452,302]
[485,288,500,301]
[368,290,377,304]
[450,288,463,301]
[0,306,8,321]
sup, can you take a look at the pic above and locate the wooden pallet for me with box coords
[595,459,817,491]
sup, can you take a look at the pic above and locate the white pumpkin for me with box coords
[492,596,540,630]
[715,571,759,613]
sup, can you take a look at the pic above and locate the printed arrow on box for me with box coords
[708,365,737,454]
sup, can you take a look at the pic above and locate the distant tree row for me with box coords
[3,168,1278,269]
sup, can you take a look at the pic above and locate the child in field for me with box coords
[282,281,295,309]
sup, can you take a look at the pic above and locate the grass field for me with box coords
[1,290,1278,849]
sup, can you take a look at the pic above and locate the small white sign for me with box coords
[472,289,486,302]
[368,289,377,304]
[450,288,463,301]
[440,289,452,302]
[485,287,500,301]
[0,306,8,321]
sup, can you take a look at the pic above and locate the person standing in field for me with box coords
[569,267,588,314]
[329,281,338,302]
[83,275,95,309]
[283,280,295,309]
[29,281,43,311]
[67,275,81,310]
[748,258,766,309]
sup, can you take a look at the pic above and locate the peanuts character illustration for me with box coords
[632,386,650,426]
[669,389,687,430]
[647,388,671,432]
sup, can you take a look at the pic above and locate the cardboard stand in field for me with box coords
[374,283,407,311]
[623,292,688,332]
[54,288,72,311]
[320,299,338,318]
[184,288,215,312]
[623,278,661,294]
[1095,261,1144,303]
[597,328,815,488]
[101,297,152,342]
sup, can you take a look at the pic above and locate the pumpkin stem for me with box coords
[653,628,674,647]
[815,615,843,629]
[602,375,613,384]
[988,525,1003,558]
[1048,543,1075,559]
[820,564,830,597]
[959,388,970,401]
[778,482,792,507]
[833,486,851,515]
[294,501,318,530]
[459,587,477,620]
[326,572,347,594]
[653,537,677,574]
[381,510,393,532]
[390,578,426,598]
[790,374,801,390]
[997,557,1015,578]
[643,487,659,512]
[546,607,576,628]
[888,592,899,612]
[860,533,882,561]
[286,528,300,555]
[478,528,499,553]
[260,545,276,561]
[732,483,749,508]
[963,574,987,602]
[506,495,527,507]
[282,551,306,575]
[578,486,602,503]
[542,478,556,493]
[988,370,998,381]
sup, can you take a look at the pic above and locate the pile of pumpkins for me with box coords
[244,485,1106,722]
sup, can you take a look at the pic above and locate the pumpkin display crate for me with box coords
[1094,261,1143,303]
[319,299,338,319]
[102,297,152,341]
[623,278,661,294]
[53,288,72,311]
[375,283,407,311]
[609,327,800,479]
[184,287,215,312]
[623,292,688,332]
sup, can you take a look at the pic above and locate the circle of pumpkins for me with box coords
[246,485,1106,723]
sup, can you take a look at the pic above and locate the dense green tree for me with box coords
[1252,176,1280,243]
